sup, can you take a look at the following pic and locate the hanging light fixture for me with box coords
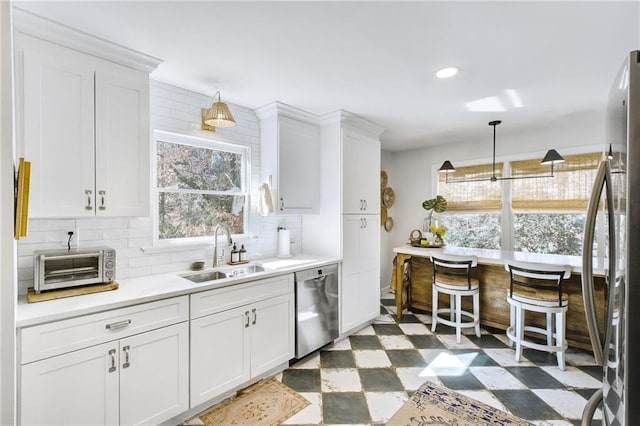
[201,90,236,131]
[438,120,565,183]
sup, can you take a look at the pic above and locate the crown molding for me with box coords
[13,7,162,73]
[320,110,385,138]
[254,101,320,125]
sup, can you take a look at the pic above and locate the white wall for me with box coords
[380,150,395,290]
[384,110,607,262]
[15,80,302,295]
[0,1,16,423]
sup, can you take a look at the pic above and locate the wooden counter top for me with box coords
[393,246,605,352]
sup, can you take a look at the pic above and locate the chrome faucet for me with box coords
[212,223,233,268]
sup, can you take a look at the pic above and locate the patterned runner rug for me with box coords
[387,381,534,426]
[186,377,310,426]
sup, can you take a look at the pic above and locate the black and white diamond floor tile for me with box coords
[277,292,603,426]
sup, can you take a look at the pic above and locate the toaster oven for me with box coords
[33,246,116,293]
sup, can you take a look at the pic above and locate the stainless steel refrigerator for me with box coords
[581,50,639,426]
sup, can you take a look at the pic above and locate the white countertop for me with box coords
[17,254,341,328]
[393,245,606,276]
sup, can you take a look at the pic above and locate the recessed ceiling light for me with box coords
[436,66,460,79]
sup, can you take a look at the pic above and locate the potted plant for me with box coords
[422,195,448,245]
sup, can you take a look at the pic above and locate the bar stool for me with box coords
[504,260,571,370]
[431,254,480,343]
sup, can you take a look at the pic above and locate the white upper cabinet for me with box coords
[256,102,321,214]
[13,9,161,218]
[342,123,381,215]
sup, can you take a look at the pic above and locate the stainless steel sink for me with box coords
[180,270,227,283]
[179,264,266,284]
[225,264,266,277]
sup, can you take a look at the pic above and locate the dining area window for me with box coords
[437,152,602,255]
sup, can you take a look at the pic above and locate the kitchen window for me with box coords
[438,163,503,250]
[154,131,249,242]
[437,152,602,255]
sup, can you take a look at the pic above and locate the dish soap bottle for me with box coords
[230,243,239,263]
[239,244,247,262]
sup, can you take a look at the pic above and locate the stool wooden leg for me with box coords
[431,285,438,332]
[455,293,462,343]
[515,305,524,362]
[473,292,480,338]
[556,310,566,370]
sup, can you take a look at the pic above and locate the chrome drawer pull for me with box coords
[98,190,106,211]
[252,308,257,325]
[85,189,93,211]
[122,345,130,368]
[245,311,250,328]
[108,349,116,372]
[106,319,131,330]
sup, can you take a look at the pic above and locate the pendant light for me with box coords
[439,120,565,183]
[201,90,236,131]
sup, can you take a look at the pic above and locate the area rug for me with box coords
[387,381,534,426]
[188,377,310,426]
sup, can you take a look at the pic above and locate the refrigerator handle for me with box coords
[602,161,617,367]
[581,388,603,426]
[582,160,611,365]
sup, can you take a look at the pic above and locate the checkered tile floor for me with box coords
[275,291,604,425]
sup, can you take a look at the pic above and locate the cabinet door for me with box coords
[341,216,381,333]
[342,126,381,214]
[359,217,381,322]
[95,68,150,217]
[277,117,320,213]
[119,322,189,426]
[341,215,364,332]
[20,342,118,425]
[190,306,251,407]
[250,293,294,377]
[16,35,96,217]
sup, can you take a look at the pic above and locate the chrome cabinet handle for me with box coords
[245,311,250,328]
[98,190,106,211]
[252,308,257,325]
[363,217,367,228]
[85,190,93,211]
[122,345,130,368]
[364,200,367,211]
[108,349,116,372]
[280,198,285,211]
[106,319,131,330]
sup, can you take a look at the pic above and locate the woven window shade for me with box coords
[437,163,503,211]
[511,152,601,210]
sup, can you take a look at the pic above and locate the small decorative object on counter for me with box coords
[239,244,247,262]
[231,243,240,263]
[190,261,205,271]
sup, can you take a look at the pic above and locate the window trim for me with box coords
[152,130,251,246]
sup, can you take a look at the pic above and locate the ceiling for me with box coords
[13,1,639,152]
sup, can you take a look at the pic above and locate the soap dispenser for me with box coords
[231,243,239,263]
[239,244,247,262]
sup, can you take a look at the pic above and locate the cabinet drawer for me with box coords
[190,274,294,319]
[20,296,189,364]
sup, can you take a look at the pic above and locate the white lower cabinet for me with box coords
[19,297,189,426]
[341,215,380,333]
[190,275,295,407]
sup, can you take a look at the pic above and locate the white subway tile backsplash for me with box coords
[128,217,153,228]
[128,253,172,268]
[28,219,76,231]
[76,218,129,230]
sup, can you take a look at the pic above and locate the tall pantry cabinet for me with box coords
[306,112,383,335]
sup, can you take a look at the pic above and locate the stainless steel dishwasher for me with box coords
[294,264,339,359]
